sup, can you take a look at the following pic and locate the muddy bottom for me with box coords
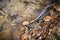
[0,0,60,40]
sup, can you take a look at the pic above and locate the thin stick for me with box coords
[30,4,54,24]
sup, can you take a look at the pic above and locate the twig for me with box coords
[30,4,54,24]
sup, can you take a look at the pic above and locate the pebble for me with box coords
[54,5,60,12]
[22,21,29,26]
[21,34,29,40]
[43,16,52,21]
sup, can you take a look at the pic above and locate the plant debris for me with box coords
[0,0,60,40]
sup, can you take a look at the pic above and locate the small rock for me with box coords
[43,16,52,21]
[21,34,29,40]
[22,21,29,26]
[54,5,60,12]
